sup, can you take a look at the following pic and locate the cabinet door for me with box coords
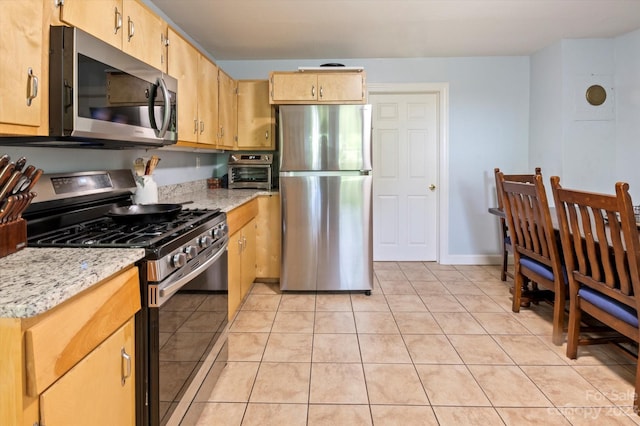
[167,29,199,143]
[240,218,257,298]
[237,80,275,150]
[256,195,281,279]
[318,73,365,102]
[218,69,237,150]
[59,0,123,50]
[39,318,136,426]
[122,0,167,71]
[228,231,242,320]
[0,0,43,128]
[270,73,317,103]
[198,56,219,145]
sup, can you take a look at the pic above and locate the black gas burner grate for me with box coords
[28,209,221,249]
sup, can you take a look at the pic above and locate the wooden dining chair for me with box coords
[551,176,640,413]
[494,167,542,281]
[498,171,566,345]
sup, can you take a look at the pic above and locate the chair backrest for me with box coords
[551,176,640,308]
[498,171,561,270]
[494,167,542,210]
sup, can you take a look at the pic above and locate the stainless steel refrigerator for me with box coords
[279,104,373,292]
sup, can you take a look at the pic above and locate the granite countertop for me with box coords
[0,247,145,319]
[161,188,277,212]
[0,188,276,319]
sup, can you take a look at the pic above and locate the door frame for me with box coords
[367,83,449,263]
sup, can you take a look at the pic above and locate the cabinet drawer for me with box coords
[24,267,140,396]
[227,198,259,235]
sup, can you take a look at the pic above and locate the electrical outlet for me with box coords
[196,156,200,169]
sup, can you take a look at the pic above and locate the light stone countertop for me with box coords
[0,247,145,318]
[0,188,277,319]
[161,188,278,212]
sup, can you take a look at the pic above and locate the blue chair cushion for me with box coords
[520,256,568,285]
[579,287,639,328]
[505,236,511,245]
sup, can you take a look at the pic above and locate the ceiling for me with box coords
[148,0,640,60]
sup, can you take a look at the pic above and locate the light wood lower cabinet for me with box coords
[227,199,258,320]
[39,318,136,426]
[0,266,140,426]
[256,194,281,279]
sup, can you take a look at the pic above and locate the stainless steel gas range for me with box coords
[23,170,229,425]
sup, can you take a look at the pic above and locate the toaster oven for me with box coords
[228,153,276,189]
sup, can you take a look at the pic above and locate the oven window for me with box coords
[156,249,228,423]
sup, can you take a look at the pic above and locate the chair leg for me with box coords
[501,248,508,281]
[634,360,640,415]
[566,295,581,359]
[551,290,564,346]
[511,273,522,313]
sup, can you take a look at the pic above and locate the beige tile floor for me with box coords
[179,262,640,425]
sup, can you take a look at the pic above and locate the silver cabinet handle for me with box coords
[220,126,224,137]
[319,86,323,98]
[238,237,243,253]
[121,347,131,385]
[265,130,269,140]
[194,119,198,134]
[311,85,315,98]
[127,16,135,41]
[114,7,122,34]
[200,121,204,134]
[26,68,38,106]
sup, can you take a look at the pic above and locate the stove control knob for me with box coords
[183,245,198,259]
[171,253,187,268]
[199,235,213,248]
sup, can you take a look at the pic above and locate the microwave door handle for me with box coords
[149,77,172,138]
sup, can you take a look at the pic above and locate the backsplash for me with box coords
[158,179,207,200]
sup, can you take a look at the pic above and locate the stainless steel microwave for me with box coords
[46,26,178,149]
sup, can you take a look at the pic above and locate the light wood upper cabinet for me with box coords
[121,0,168,72]
[58,0,122,49]
[58,0,167,71]
[167,28,218,146]
[199,55,220,145]
[218,68,237,150]
[0,0,44,133]
[237,80,275,151]
[269,71,366,104]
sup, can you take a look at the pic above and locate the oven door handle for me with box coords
[158,239,228,302]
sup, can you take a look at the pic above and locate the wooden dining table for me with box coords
[488,206,559,229]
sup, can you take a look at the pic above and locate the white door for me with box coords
[371,92,438,261]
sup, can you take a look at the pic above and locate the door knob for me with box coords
[429,184,436,191]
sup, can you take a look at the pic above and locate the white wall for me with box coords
[614,29,640,192]
[222,57,530,262]
[530,31,640,199]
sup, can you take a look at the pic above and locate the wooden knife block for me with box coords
[0,219,27,258]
